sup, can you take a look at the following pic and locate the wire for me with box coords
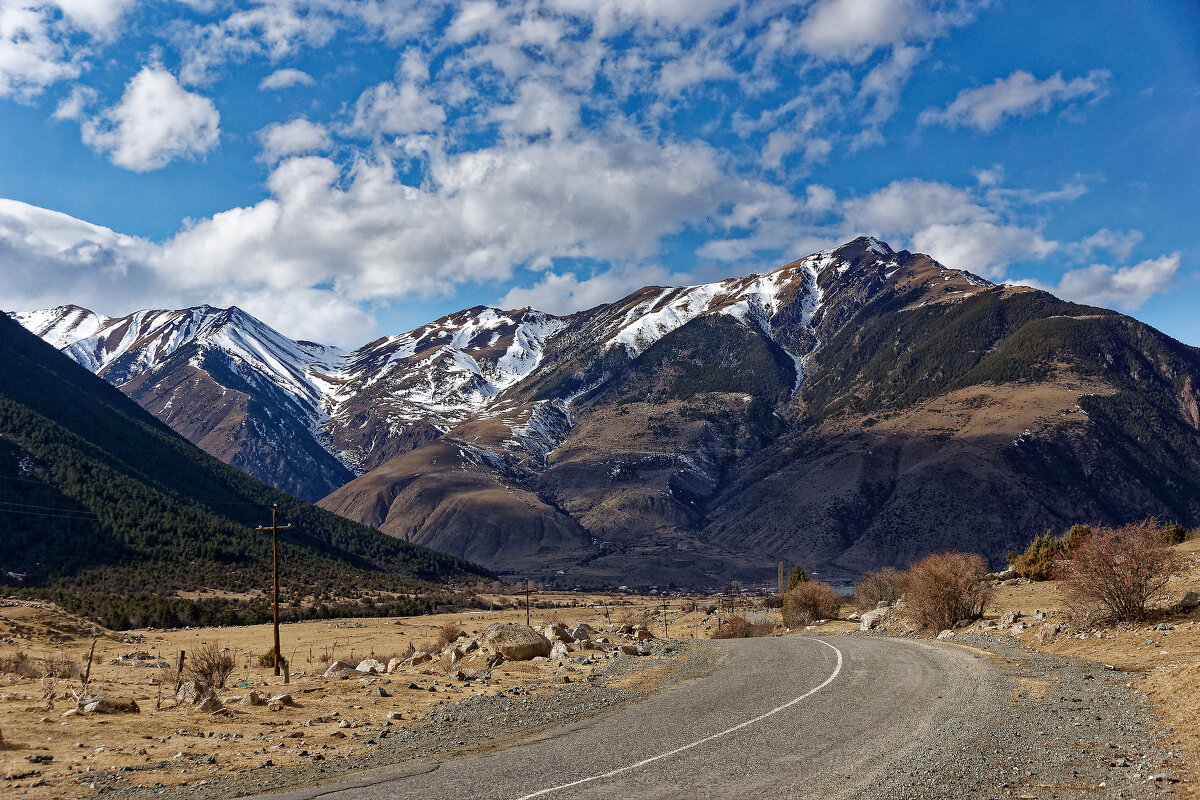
[0,500,97,516]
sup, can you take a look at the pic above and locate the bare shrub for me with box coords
[905,552,991,631]
[680,600,697,614]
[711,614,775,639]
[256,650,287,669]
[760,595,784,609]
[186,642,235,691]
[782,582,841,627]
[854,568,908,610]
[434,621,464,649]
[1061,520,1185,624]
[0,652,40,679]
[41,652,81,679]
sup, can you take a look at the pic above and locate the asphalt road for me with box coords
[252,635,999,800]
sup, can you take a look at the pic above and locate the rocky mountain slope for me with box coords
[0,312,487,628]
[13,238,1200,586]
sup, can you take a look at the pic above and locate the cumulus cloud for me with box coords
[842,179,1058,277]
[344,53,445,138]
[499,264,682,315]
[80,66,220,172]
[920,69,1111,131]
[1017,254,1179,310]
[258,117,331,163]
[795,0,974,62]
[258,67,315,90]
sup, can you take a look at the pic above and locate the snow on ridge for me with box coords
[9,306,110,349]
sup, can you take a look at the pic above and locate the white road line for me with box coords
[513,638,845,800]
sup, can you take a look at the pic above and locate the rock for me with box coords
[542,623,574,643]
[634,628,655,640]
[459,639,480,655]
[448,668,469,681]
[936,630,955,640]
[268,693,295,706]
[356,658,386,674]
[1179,591,1200,611]
[1010,622,1026,635]
[569,623,595,640]
[386,657,402,674]
[618,644,641,655]
[550,641,570,660]
[992,567,1018,581]
[698,602,717,614]
[847,612,861,621]
[1033,623,1060,646]
[26,754,53,764]
[176,681,201,704]
[387,711,403,720]
[876,600,890,609]
[375,686,390,697]
[480,623,551,661]
[242,691,267,706]
[322,660,354,678]
[409,651,432,666]
[999,611,1019,627]
[194,696,223,714]
[82,696,140,714]
[860,607,889,631]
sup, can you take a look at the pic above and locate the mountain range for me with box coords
[0,311,487,629]
[12,237,1200,587]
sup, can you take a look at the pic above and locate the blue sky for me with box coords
[0,0,1196,347]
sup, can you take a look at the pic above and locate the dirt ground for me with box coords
[0,593,721,799]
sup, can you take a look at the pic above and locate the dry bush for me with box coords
[711,614,775,639]
[782,582,841,627]
[435,621,464,649]
[854,568,908,610]
[680,600,697,613]
[186,641,236,691]
[905,552,991,631]
[256,650,288,669]
[760,595,784,609]
[41,652,81,679]
[0,652,40,679]
[1061,520,1185,624]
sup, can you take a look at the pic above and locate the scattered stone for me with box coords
[194,696,224,714]
[549,641,570,660]
[26,755,52,764]
[176,681,201,705]
[1034,623,1060,646]
[375,687,390,698]
[1179,591,1200,611]
[82,696,140,714]
[386,658,402,674]
[860,607,889,631]
[387,711,403,720]
[356,659,386,675]
[999,611,1019,627]
[481,623,551,661]
[409,651,432,666]
[634,628,655,641]
[322,661,354,678]
[569,623,595,640]
[617,644,641,656]
[936,630,955,641]
[242,691,266,706]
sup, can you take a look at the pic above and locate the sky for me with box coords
[0,0,1197,348]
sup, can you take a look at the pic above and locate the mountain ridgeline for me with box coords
[0,313,489,628]
[12,238,1200,587]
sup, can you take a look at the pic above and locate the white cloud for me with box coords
[492,80,580,141]
[51,83,97,120]
[80,66,221,172]
[258,67,315,90]
[920,69,1111,131]
[344,53,445,138]
[499,263,680,315]
[794,0,974,62]
[258,117,331,163]
[842,179,1058,277]
[1018,254,1179,310]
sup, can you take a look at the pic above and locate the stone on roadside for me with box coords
[936,630,955,641]
[322,660,354,678]
[634,628,655,640]
[194,695,223,714]
[175,681,200,705]
[481,623,551,661]
[549,641,570,660]
[409,651,432,666]
[999,611,1019,627]
[356,658,386,675]
[1033,622,1060,645]
[860,607,889,631]
[569,623,595,640]
[617,644,640,656]
[242,691,266,706]
[82,696,140,714]
[386,658,402,674]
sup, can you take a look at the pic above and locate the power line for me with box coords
[0,500,97,516]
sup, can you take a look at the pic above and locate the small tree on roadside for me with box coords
[855,568,908,610]
[787,565,808,591]
[1061,519,1185,624]
[905,552,991,631]
[783,581,841,627]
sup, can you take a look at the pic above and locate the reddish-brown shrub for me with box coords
[905,552,991,631]
[711,614,775,639]
[1061,520,1185,623]
[854,568,908,610]
[783,581,841,627]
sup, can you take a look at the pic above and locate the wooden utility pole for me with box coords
[777,561,785,596]
[661,597,669,639]
[255,505,296,676]
[522,579,539,626]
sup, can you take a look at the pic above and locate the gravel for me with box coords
[854,631,1183,800]
[80,640,714,800]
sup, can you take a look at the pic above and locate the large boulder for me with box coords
[859,607,889,631]
[549,641,571,660]
[481,623,551,661]
[82,696,140,714]
[322,660,355,678]
[1179,591,1200,611]
[569,623,595,640]
[356,658,386,674]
